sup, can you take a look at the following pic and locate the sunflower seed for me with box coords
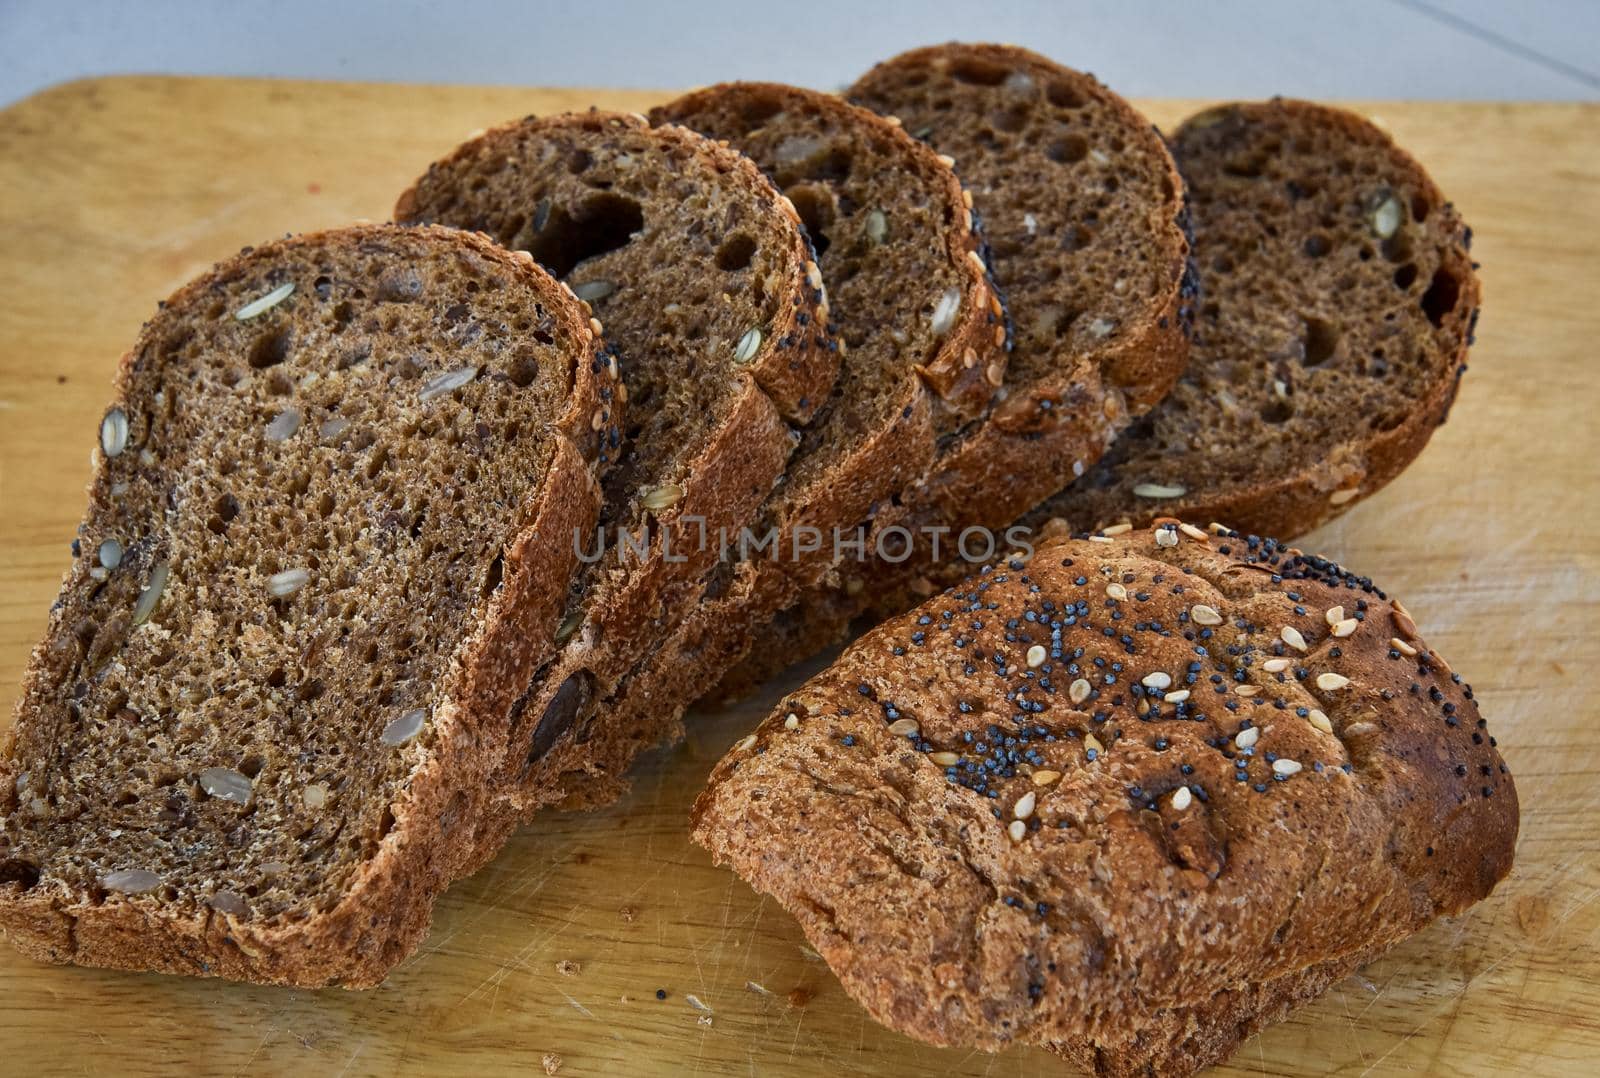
[1273,758,1303,776]
[132,561,169,625]
[1026,645,1047,669]
[419,365,479,403]
[1165,689,1190,703]
[97,538,123,570]
[733,327,762,364]
[302,783,328,809]
[1013,790,1037,820]
[1307,709,1333,733]
[572,279,617,303]
[1391,637,1418,657]
[1262,658,1292,673]
[1316,672,1351,691]
[268,568,310,597]
[1369,194,1403,239]
[734,734,757,752]
[102,868,161,894]
[1069,678,1092,704]
[1133,482,1187,499]
[1281,625,1308,652]
[1331,618,1358,638]
[1170,786,1193,811]
[1330,487,1360,505]
[930,287,961,336]
[319,416,350,440]
[235,281,296,320]
[1101,523,1133,536]
[1141,671,1172,690]
[1190,604,1222,626]
[1234,726,1260,749]
[198,767,253,804]
[1031,769,1061,786]
[865,209,888,245]
[1325,606,1346,626]
[929,751,960,766]
[1007,819,1027,842]
[641,483,684,511]
[1154,527,1179,548]
[1084,733,1105,756]
[888,718,920,737]
[381,708,428,746]
[100,408,129,458]
[1178,522,1208,541]
[264,408,301,442]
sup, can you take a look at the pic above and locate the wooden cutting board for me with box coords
[0,77,1596,1077]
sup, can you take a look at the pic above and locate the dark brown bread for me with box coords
[583,83,1005,777]
[710,94,1482,703]
[708,43,1195,700]
[396,112,837,818]
[693,522,1517,1075]
[847,43,1193,537]
[1030,100,1482,538]
[0,224,615,986]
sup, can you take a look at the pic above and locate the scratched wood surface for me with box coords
[0,77,1595,1076]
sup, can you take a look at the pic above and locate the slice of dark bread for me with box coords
[705,44,1196,701]
[847,43,1194,536]
[572,82,1004,780]
[395,112,837,819]
[0,224,615,987]
[1028,100,1481,539]
[693,522,1518,1074]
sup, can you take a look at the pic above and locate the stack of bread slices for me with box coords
[0,41,1511,1078]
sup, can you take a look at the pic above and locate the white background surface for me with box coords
[1,0,1597,107]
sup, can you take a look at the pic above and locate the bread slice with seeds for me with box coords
[693,522,1517,1076]
[706,43,1195,700]
[577,82,1005,774]
[395,112,837,817]
[1027,99,1481,539]
[0,224,615,986]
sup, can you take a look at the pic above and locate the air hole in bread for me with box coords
[507,348,541,388]
[1047,80,1086,108]
[521,192,643,278]
[1394,263,1418,290]
[1421,267,1460,327]
[1047,135,1088,164]
[480,552,504,599]
[715,233,757,272]
[948,57,1009,86]
[785,185,836,257]
[1300,317,1339,366]
[1304,232,1332,258]
[524,670,595,770]
[1260,399,1293,424]
[248,327,292,370]
[0,860,41,891]
[1382,232,1413,264]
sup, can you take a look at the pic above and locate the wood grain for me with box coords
[0,77,1595,1077]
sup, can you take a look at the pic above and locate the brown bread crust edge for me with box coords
[692,522,1517,1070]
[0,226,611,987]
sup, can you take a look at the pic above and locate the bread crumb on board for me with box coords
[555,959,581,976]
[541,1052,562,1075]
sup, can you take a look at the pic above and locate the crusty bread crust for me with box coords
[693,522,1517,1071]
[0,225,614,986]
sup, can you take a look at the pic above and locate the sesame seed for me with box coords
[1281,625,1309,652]
[1190,604,1223,626]
[1069,678,1091,704]
[1307,709,1333,733]
[1007,819,1027,842]
[1026,645,1047,668]
[1262,658,1292,673]
[1013,791,1037,819]
[1316,672,1351,691]
[1170,786,1193,811]
[1273,758,1303,776]
[1234,727,1260,749]
[234,281,295,320]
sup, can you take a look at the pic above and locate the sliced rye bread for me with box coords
[396,112,837,818]
[706,43,1196,701]
[0,224,616,987]
[577,82,1005,771]
[692,522,1517,1074]
[1026,99,1481,539]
